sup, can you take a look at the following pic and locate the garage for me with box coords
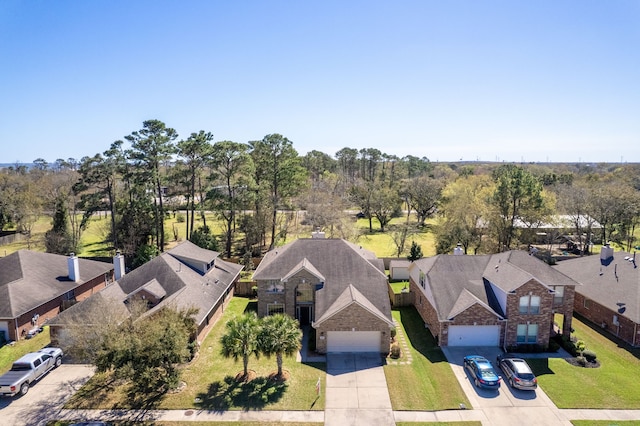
[327,331,381,352]
[448,325,500,346]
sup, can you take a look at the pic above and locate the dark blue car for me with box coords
[463,355,501,390]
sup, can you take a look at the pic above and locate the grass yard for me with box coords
[0,326,51,374]
[354,216,436,258]
[65,297,326,411]
[389,281,410,294]
[385,307,470,411]
[528,316,640,409]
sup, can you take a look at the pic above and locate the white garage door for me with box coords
[448,325,500,346]
[327,331,381,352]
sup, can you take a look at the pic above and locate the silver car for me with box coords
[496,355,537,390]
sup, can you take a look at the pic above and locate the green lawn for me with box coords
[354,216,436,257]
[0,326,51,374]
[528,316,640,409]
[389,281,410,294]
[385,307,470,411]
[65,297,326,411]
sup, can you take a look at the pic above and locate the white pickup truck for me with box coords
[0,347,63,397]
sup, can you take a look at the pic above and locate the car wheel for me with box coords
[19,382,29,396]
[474,378,479,387]
[55,356,62,367]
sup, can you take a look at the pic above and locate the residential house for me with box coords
[252,236,394,354]
[50,241,242,345]
[0,250,115,342]
[409,250,577,349]
[553,245,640,346]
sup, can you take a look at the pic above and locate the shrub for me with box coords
[176,214,186,223]
[576,355,587,367]
[583,349,597,362]
[390,327,397,341]
[390,343,401,359]
[547,339,560,353]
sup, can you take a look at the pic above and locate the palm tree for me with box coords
[259,314,302,379]
[220,312,261,379]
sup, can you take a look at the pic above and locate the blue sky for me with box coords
[1,1,638,164]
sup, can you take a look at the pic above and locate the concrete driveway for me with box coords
[0,364,94,426]
[442,347,571,426]
[324,353,395,426]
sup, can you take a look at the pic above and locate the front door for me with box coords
[297,305,312,325]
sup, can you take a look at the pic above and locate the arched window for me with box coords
[296,282,313,303]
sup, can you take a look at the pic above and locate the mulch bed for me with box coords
[564,357,601,368]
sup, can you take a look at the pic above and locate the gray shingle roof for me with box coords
[253,239,390,322]
[554,251,639,323]
[49,241,242,328]
[413,250,579,321]
[0,250,113,319]
[485,250,578,292]
[413,254,493,321]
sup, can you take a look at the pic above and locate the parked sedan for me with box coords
[496,354,538,390]
[463,355,501,390]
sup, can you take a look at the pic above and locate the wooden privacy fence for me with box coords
[388,283,413,307]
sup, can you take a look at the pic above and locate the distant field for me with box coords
[1,211,437,260]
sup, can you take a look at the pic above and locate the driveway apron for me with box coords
[325,353,395,426]
[442,346,573,426]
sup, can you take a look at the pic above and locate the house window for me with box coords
[266,280,285,294]
[519,295,541,314]
[584,299,591,309]
[516,323,538,343]
[419,272,426,289]
[296,283,313,303]
[552,286,564,305]
[267,303,284,315]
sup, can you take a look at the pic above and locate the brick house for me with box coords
[0,250,115,342]
[554,246,640,346]
[50,241,243,346]
[409,250,577,349]
[253,235,393,354]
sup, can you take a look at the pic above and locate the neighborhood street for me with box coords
[3,352,640,425]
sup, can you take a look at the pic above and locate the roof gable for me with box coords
[281,258,326,283]
[447,289,503,320]
[314,284,393,327]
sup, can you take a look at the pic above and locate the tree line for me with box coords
[1,119,639,263]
